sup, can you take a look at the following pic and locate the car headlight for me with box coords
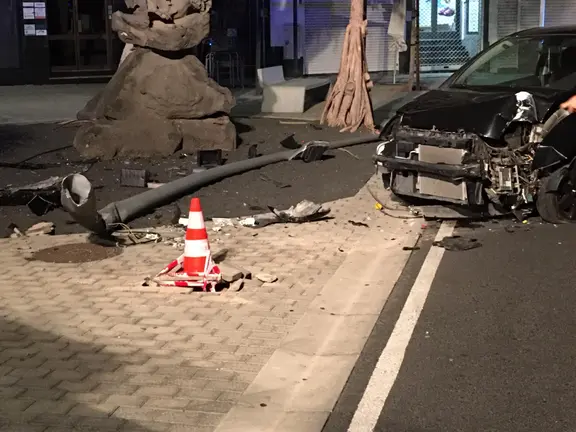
[376,141,389,156]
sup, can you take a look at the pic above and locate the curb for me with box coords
[214,178,422,432]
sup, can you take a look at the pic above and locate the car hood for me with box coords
[397,88,565,139]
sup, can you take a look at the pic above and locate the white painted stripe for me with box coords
[187,211,205,229]
[184,239,210,256]
[347,221,456,432]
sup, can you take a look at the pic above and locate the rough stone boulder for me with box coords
[76,48,236,160]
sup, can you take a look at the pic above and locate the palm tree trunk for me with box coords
[320,0,375,133]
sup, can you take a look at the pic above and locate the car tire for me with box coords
[536,171,573,224]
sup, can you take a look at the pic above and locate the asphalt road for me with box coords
[325,218,576,432]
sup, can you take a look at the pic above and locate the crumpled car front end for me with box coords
[375,91,557,219]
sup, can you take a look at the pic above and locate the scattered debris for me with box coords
[62,136,380,234]
[228,278,245,292]
[120,169,149,188]
[348,220,369,228]
[26,222,55,236]
[28,195,58,216]
[219,263,245,283]
[147,182,165,189]
[300,141,329,163]
[279,134,300,150]
[259,174,291,189]
[197,149,223,168]
[0,176,63,207]
[8,223,24,239]
[504,225,531,233]
[402,246,420,251]
[238,200,331,228]
[256,273,278,283]
[248,145,259,159]
[212,218,236,228]
[433,236,481,251]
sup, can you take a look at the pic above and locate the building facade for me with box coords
[1,0,575,85]
[0,0,260,86]
[270,0,486,75]
[270,0,576,76]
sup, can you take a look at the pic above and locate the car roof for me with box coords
[513,26,576,37]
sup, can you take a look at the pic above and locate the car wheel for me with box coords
[537,169,576,223]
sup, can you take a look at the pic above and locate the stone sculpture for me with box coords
[74,0,236,160]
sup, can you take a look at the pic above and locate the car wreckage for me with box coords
[375,26,576,223]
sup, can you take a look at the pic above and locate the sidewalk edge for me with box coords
[214,180,422,432]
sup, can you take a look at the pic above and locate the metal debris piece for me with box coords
[348,220,369,228]
[0,176,63,207]
[433,236,481,251]
[238,200,331,228]
[300,141,329,163]
[197,149,223,168]
[120,169,149,188]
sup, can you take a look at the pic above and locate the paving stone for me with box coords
[0,180,385,432]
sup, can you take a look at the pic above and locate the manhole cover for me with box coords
[31,242,123,263]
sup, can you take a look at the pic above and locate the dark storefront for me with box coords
[0,0,265,86]
[1,0,125,85]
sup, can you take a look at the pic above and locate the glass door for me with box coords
[48,0,115,74]
[420,0,460,35]
[419,0,467,71]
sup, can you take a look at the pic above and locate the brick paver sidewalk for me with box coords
[0,176,408,431]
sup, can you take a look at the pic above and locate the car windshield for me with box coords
[453,34,576,91]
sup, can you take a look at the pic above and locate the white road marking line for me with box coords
[347,221,456,432]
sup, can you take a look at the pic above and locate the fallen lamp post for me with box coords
[61,135,380,235]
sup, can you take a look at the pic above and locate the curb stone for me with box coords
[214,180,422,432]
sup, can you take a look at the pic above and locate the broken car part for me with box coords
[374,27,576,223]
[62,135,379,234]
[237,200,330,228]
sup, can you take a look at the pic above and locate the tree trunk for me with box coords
[320,0,375,133]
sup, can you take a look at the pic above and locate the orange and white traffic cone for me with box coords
[151,198,222,291]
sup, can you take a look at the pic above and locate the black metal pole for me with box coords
[293,0,299,76]
[255,0,262,72]
[482,0,490,49]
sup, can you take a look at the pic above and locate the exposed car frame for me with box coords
[374,26,576,223]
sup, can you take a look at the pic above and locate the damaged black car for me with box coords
[375,26,576,223]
